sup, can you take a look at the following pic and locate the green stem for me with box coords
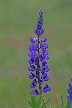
[41,93,46,108]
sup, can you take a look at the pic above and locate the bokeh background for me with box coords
[0,0,72,107]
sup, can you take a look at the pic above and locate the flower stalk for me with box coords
[28,7,51,95]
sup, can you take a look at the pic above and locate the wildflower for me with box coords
[67,78,72,102]
[28,7,51,95]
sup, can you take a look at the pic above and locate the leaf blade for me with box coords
[28,101,34,108]
[31,95,37,108]
[41,97,51,108]
[37,95,42,108]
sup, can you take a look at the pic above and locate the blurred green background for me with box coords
[0,0,72,107]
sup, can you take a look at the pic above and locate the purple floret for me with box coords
[32,89,39,95]
[42,37,48,42]
[43,84,51,93]
[29,73,35,79]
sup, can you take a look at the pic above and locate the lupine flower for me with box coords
[67,78,72,102]
[28,7,51,95]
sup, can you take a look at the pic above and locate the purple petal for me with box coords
[36,71,39,78]
[28,52,31,57]
[34,29,38,34]
[40,29,44,34]
[71,78,72,81]
[39,79,43,85]
[42,61,47,66]
[42,37,48,42]
[34,58,38,65]
[29,73,35,79]
[29,83,35,88]
[42,43,48,49]
[40,43,43,48]
[44,64,48,68]
[43,84,51,93]
[28,59,33,64]
[29,44,34,51]
[45,68,49,72]
[42,73,46,77]
[43,75,49,81]
[28,66,32,71]
[32,89,39,95]
[33,79,37,84]
[29,79,37,88]
[42,49,46,53]
[43,51,49,55]
[30,38,36,43]
[38,52,42,58]
[67,96,70,99]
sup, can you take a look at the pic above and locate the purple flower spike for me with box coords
[34,8,44,35]
[27,7,51,95]
[67,77,72,102]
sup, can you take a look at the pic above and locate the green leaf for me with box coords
[31,95,37,108]
[37,95,42,108]
[28,101,34,108]
[41,97,51,108]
